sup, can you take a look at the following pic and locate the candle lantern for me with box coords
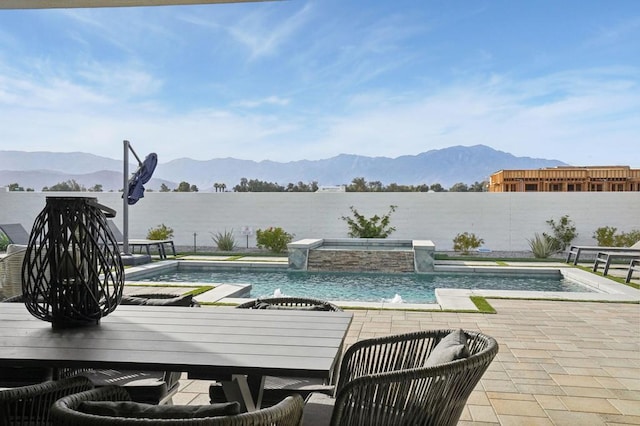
[22,197,124,328]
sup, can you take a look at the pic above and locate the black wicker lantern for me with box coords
[22,197,124,328]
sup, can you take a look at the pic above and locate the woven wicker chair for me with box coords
[0,293,56,387]
[0,376,94,426]
[51,386,304,426]
[235,297,341,312]
[210,297,342,407]
[60,293,195,405]
[0,248,27,301]
[303,329,499,426]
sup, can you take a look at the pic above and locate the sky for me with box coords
[0,0,638,166]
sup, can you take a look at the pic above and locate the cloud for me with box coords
[181,3,313,60]
[586,17,640,48]
[2,66,638,168]
[233,95,290,108]
[305,68,640,165]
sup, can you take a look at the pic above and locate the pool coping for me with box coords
[124,259,640,311]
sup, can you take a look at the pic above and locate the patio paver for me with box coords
[175,298,640,425]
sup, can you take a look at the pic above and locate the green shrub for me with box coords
[340,205,397,238]
[146,224,174,240]
[543,215,577,252]
[614,229,640,247]
[211,229,236,251]
[528,233,555,258]
[593,226,617,246]
[592,227,640,247]
[0,232,9,251]
[452,232,484,254]
[256,227,294,253]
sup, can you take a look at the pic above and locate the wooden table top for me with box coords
[0,304,353,380]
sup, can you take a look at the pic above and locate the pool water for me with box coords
[131,269,592,304]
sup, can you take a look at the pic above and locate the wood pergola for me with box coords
[0,0,275,9]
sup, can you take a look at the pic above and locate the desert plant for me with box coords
[255,227,294,253]
[593,226,617,246]
[341,205,397,238]
[543,215,577,252]
[528,233,556,258]
[452,232,484,254]
[147,223,174,240]
[211,229,236,251]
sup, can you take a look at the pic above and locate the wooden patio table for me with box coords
[0,304,353,411]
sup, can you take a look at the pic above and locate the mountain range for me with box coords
[0,145,567,192]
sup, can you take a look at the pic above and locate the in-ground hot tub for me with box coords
[287,238,435,273]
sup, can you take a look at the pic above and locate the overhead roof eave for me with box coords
[0,0,277,9]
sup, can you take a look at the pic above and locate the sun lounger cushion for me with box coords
[424,329,470,367]
[120,294,193,307]
[77,400,240,419]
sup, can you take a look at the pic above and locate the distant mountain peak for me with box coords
[0,146,567,191]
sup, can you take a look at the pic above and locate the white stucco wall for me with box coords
[0,191,638,251]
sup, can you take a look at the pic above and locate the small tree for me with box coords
[43,179,85,192]
[147,224,174,240]
[341,205,397,238]
[7,183,24,191]
[256,227,294,253]
[543,215,577,252]
[449,182,468,192]
[174,181,198,192]
[452,232,484,254]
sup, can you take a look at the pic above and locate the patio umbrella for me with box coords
[126,153,157,205]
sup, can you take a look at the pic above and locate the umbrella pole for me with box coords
[122,140,143,255]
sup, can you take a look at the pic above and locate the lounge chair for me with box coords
[107,220,176,259]
[566,240,640,265]
[593,251,640,276]
[303,329,498,426]
[0,247,27,300]
[626,258,640,283]
[51,386,304,426]
[0,223,30,245]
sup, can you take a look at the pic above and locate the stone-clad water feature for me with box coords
[287,238,435,273]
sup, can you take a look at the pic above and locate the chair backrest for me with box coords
[106,220,124,242]
[236,297,342,312]
[331,329,498,426]
[0,376,94,426]
[51,386,305,426]
[0,249,27,300]
[0,223,30,245]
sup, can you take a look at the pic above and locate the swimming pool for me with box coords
[130,268,592,304]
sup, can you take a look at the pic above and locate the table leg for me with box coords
[221,375,265,412]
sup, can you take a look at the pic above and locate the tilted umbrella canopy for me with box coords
[127,153,157,205]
